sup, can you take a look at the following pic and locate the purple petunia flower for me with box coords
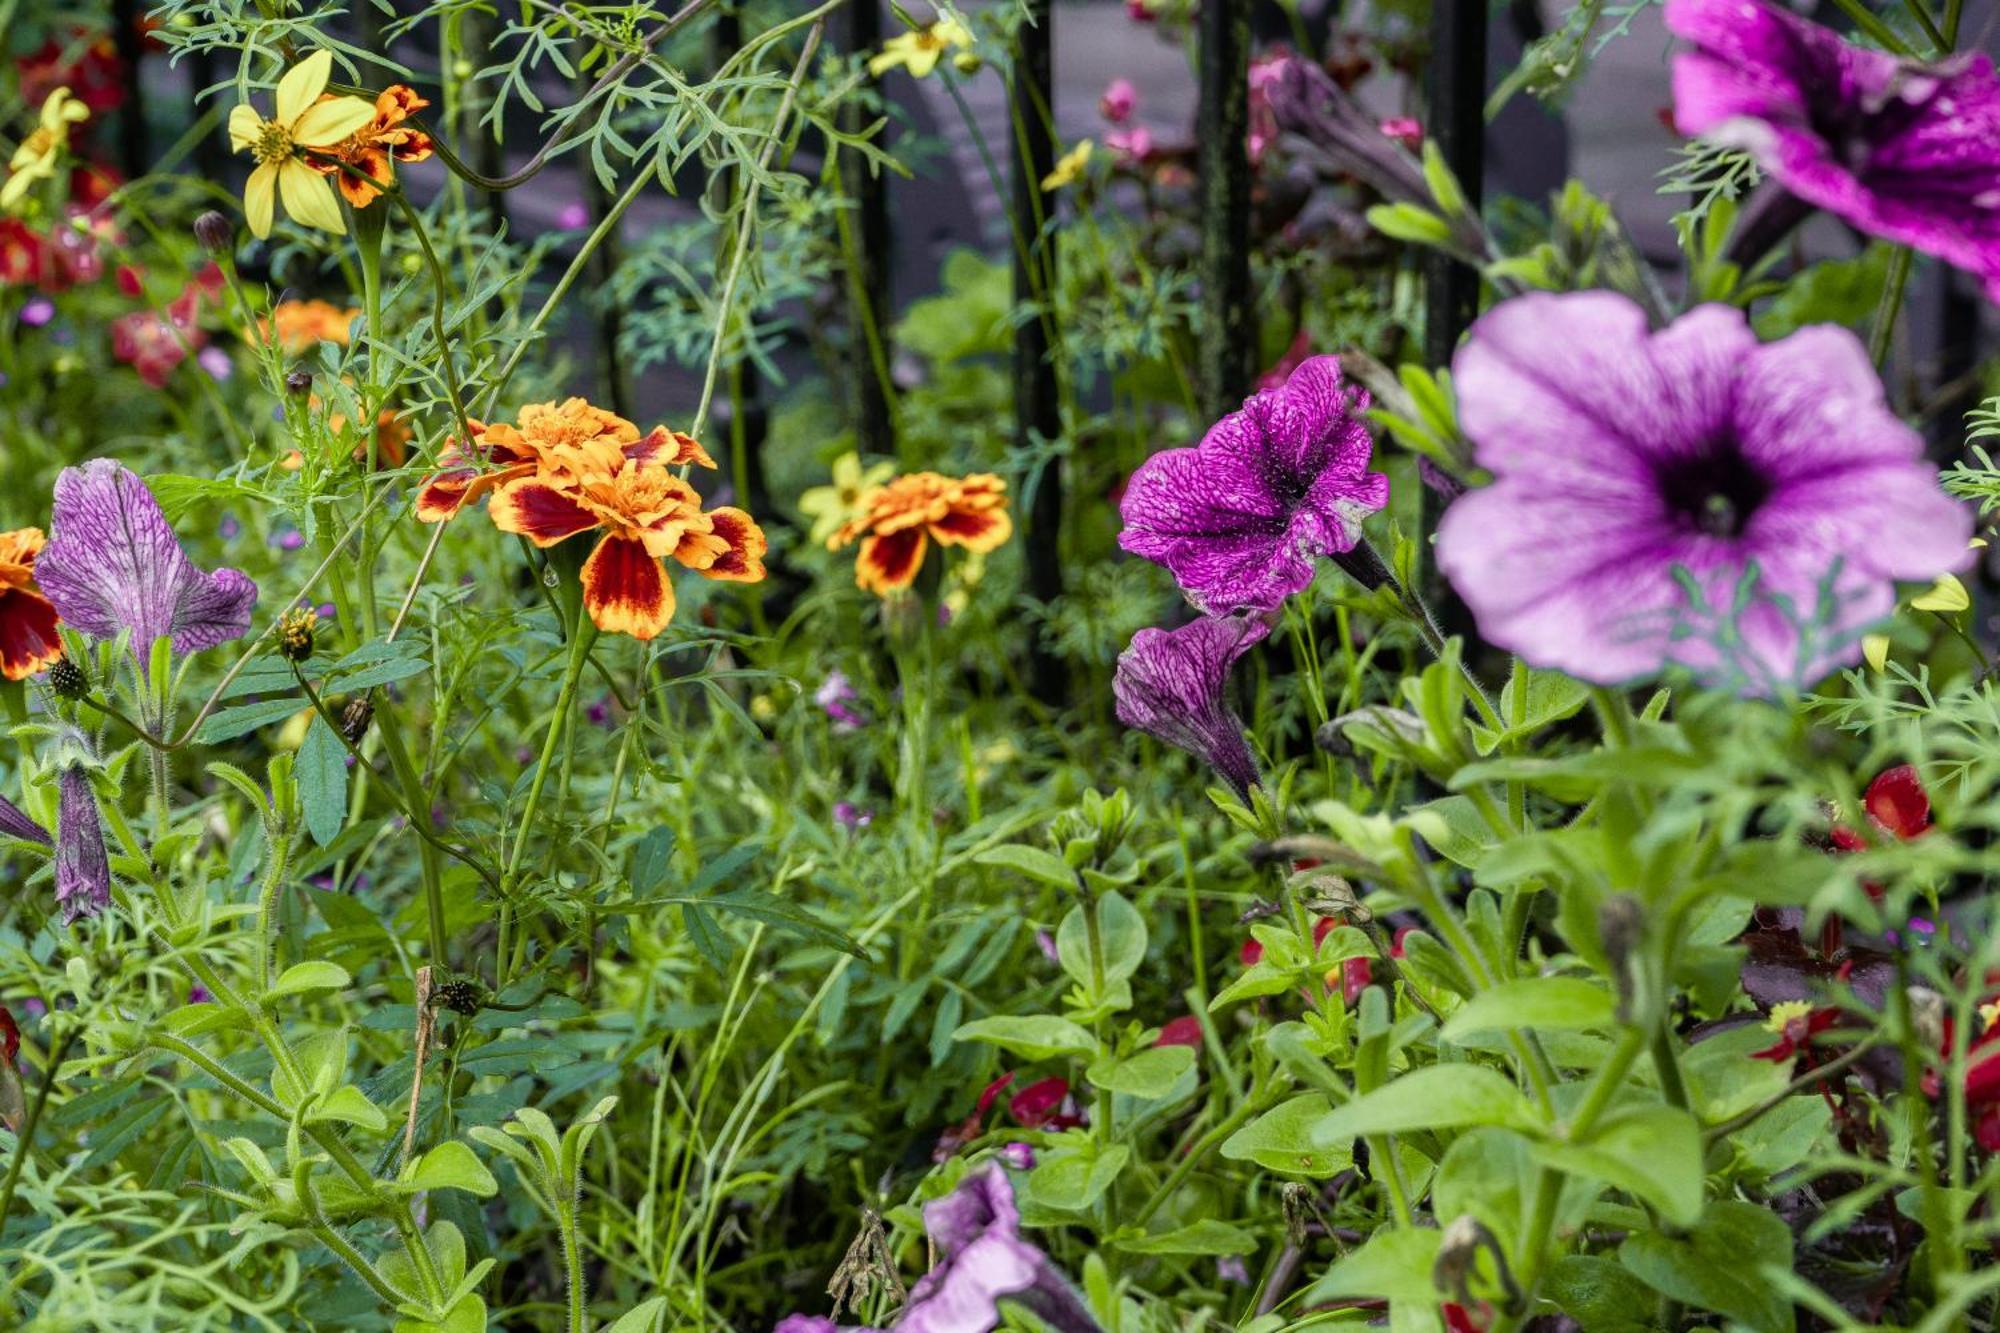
[1119,356,1388,615]
[36,460,258,676]
[1434,291,1972,692]
[55,766,110,924]
[998,1141,1036,1170]
[197,345,234,381]
[773,1169,1100,1333]
[1113,614,1270,797]
[1668,0,2000,298]
[816,671,870,731]
[833,801,873,831]
[0,791,49,847]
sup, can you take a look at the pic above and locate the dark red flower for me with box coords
[0,1005,16,1065]
[1442,1301,1491,1333]
[1337,956,1373,1006]
[1155,1015,1203,1048]
[1864,764,1931,840]
[1751,1000,1842,1062]
[1007,1077,1073,1129]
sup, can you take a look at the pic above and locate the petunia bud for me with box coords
[193,211,234,254]
[47,655,89,700]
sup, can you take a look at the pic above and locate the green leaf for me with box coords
[1546,1255,1660,1333]
[1313,1065,1533,1146]
[1221,1094,1350,1178]
[1114,1219,1256,1256]
[1368,202,1455,247]
[1534,1104,1705,1228]
[1021,1142,1130,1214]
[628,827,677,894]
[1441,977,1617,1040]
[1301,1226,1441,1305]
[1056,890,1147,988]
[975,843,1077,889]
[297,715,348,847]
[405,1141,499,1198]
[1618,1200,1794,1333]
[310,1085,389,1133]
[604,1298,668,1333]
[952,1015,1096,1061]
[266,961,352,1000]
[1085,1045,1193,1099]
[197,698,309,744]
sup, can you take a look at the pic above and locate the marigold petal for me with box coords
[0,589,62,682]
[488,479,602,547]
[857,528,927,595]
[582,534,674,640]
[931,504,1013,552]
[697,507,768,582]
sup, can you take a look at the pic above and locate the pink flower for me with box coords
[1154,1015,1203,1047]
[1379,116,1423,150]
[1099,78,1136,124]
[1106,127,1155,166]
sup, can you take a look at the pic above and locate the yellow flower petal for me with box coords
[244,161,279,237]
[906,45,943,77]
[1910,573,1969,614]
[1041,140,1093,192]
[292,95,376,148]
[1862,634,1890,673]
[0,167,33,210]
[278,160,346,234]
[228,104,265,153]
[276,50,334,128]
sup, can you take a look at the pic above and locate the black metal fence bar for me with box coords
[1422,0,1486,370]
[845,0,896,462]
[1197,0,1253,419]
[1012,0,1063,699]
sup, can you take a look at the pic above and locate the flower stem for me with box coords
[1868,247,1915,368]
[501,621,600,979]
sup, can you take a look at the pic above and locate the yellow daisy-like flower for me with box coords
[799,451,896,546]
[1041,140,1094,193]
[2,87,89,211]
[869,17,974,78]
[226,51,376,239]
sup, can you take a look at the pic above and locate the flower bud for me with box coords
[193,211,234,255]
[277,608,318,663]
[47,655,89,700]
[284,369,313,396]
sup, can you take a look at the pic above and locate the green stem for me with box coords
[253,826,294,993]
[1869,247,1915,368]
[561,1202,589,1333]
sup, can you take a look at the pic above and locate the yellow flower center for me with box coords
[253,120,296,166]
[22,127,59,158]
[1765,1000,1813,1034]
[1981,1000,2000,1035]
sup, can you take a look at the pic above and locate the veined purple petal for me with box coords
[1668,0,2000,299]
[1436,291,1972,694]
[55,766,110,924]
[0,790,48,846]
[35,460,258,674]
[1119,355,1388,615]
[1113,614,1269,797]
[900,1169,1100,1333]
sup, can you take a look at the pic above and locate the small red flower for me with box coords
[1750,999,1841,1063]
[1442,1301,1491,1333]
[0,1005,17,1065]
[1154,1015,1203,1048]
[1008,1076,1073,1129]
[1864,764,1931,840]
[1337,956,1373,1006]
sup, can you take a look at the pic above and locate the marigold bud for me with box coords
[193,211,234,254]
[47,656,89,700]
[277,608,318,663]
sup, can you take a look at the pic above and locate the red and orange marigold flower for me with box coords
[0,528,64,682]
[827,470,1012,595]
[316,85,435,207]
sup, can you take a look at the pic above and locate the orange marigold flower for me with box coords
[828,471,1012,595]
[261,298,359,354]
[317,85,435,207]
[0,528,64,682]
[487,462,766,640]
[417,400,709,523]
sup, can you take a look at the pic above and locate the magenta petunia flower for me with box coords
[56,765,109,923]
[1113,614,1269,796]
[36,459,258,675]
[1435,291,1972,692]
[1668,0,2000,298]
[1119,356,1388,615]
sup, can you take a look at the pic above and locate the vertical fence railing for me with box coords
[111,0,148,180]
[580,63,632,419]
[1012,0,1063,699]
[1422,0,1486,372]
[845,0,897,462]
[709,3,770,519]
[1197,0,1254,420]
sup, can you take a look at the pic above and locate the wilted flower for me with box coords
[800,452,896,546]
[1041,140,1093,192]
[869,18,974,79]
[1120,355,1387,616]
[227,51,377,237]
[1668,0,2000,299]
[35,459,259,674]
[829,472,1012,597]
[1113,614,1269,798]
[0,528,63,682]
[1434,292,1971,693]
[489,461,765,640]
[2,87,89,211]
[315,85,435,207]
[55,764,109,923]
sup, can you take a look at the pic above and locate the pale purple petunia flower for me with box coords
[816,670,869,731]
[1434,291,1972,693]
[1668,0,2000,299]
[773,1169,1099,1333]
[1119,355,1388,615]
[998,1141,1036,1170]
[56,766,110,923]
[197,345,234,381]
[36,460,258,675]
[1113,614,1270,797]
[0,791,48,846]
